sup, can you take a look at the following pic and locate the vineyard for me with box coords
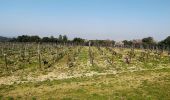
[0,42,170,99]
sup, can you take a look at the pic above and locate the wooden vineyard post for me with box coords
[140,45,143,50]
[152,46,155,51]
[55,49,58,62]
[24,45,27,59]
[4,53,8,70]
[67,52,70,67]
[168,46,170,62]
[38,43,42,69]
[129,46,134,61]
[1,48,3,57]
[162,45,165,54]
[89,41,94,66]
[168,46,170,55]
[110,52,114,65]
[156,46,158,53]
[23,45,27,69]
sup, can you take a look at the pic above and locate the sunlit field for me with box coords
[0,43,170,99]
[1,0,170,99]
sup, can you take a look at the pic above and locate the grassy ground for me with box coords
[0,68,170,100]
[0,46,170,99]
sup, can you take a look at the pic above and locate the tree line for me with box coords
[0,35,170,48]
[7,35,115,46]
[122,36,170,49]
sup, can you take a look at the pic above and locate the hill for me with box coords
[0,36,11,42]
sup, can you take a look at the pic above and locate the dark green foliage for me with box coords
[159,36,170,47]
[73,37,85,44]
[0,36,11,42]
[63,35,68,43]
[122,40,133,47]
[16,35,41,42]
[89,40,115,46]
[142,37,155,44]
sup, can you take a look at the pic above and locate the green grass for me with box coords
[0,68,170,99]
[0,46,170,99]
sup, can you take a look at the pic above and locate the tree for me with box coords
[63,35,68,43]
[163,36,170,47]
[58,35,63,43]
[0,36,11,42]
[17,35,30,42]
[73,37,85,44]
[142,37,156,48]
[158,36,170,47]
[122,40,132,47]
[41,37,50,42]
[30,36,40,42]
[50,36,56,42]
[142,37,155,44]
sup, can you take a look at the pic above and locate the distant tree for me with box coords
[163,36,170,47]
[158,36,170,47]
[17,35,30,42]
[0,36,11,42]
[104,40,115,46]
[50,36,56,42]
[63,35,68,43]
[89,40,115,46]
[142,37,156,48]
[30,35,41,42]
[9,38,17,42]
[41,37,50,42]
[73,37,85,44]
[112,40,116,46]
[58,35,63,43]
[142,37,155,44]
[122,40,133,47]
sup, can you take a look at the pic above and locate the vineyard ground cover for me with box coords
[0,44,170,99]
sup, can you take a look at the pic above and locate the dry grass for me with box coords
[0,46,170,99]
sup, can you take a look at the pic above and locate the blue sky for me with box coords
[0,0,170,41]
